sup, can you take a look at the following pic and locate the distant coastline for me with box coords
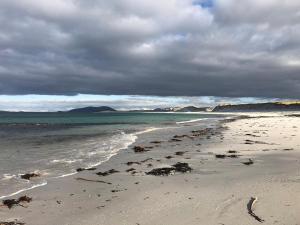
[1,102,300,113]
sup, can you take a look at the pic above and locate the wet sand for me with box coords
[1,113,300,225]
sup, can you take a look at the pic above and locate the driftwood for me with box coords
[247,197,264,223]
[75,177,112,185]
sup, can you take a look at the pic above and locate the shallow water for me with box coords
[0,112,226,198]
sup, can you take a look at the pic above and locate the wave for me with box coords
[176,118,208,124]
[0,181,47,200]
[0,126,160,199]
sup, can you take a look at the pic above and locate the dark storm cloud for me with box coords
[0,0,300,98]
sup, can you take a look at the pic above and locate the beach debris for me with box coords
[242,159,254,166]
[175,151,187,156]
[215,154,239,159]
[126,158,152,166]
[146,162,192,176]
[165,156,173,159]
[96,169,119,176]
[245,140,272,145]
[245,133,260,137]
[172,162,192,173]
[150,141,162,144]
[227,154,239,158]
[173,135,191,139]
[215,154,226,159]
[169,138,182,142]
[133,146,148,153]
[111,189,126,193]
[141,158,153,163]
[146,167,175,176]
[2,196,32,209]
[126,168,136,172]
[285,114,300,117]
[245,140,254,145]
[283,148,294,151]
[76,167,97,172]
[0,221,25,225]
[227,150,237,154]
[20,173,39,180]
[76,177,112,184]
[126,161,141,166]
[247,197,264,223]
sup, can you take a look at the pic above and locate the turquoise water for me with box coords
[0,112,224,125]
[0,112,226,198]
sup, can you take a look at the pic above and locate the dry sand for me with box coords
[1,113,300,225]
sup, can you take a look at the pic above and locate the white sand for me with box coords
[1,113,300,225]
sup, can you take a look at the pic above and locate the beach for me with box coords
[1,113,300,225]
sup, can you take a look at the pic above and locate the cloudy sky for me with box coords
[0,0,299,111]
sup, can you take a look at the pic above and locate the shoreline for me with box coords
[0,119,211,201]
[1,113,300,224]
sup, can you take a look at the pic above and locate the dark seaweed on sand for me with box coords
[146,162,192,176]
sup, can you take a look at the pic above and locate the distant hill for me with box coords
[68,106,116,113]
[212,102,300,112]
[176,106,209,112]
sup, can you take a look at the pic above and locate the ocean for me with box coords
[0,112,226,198]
